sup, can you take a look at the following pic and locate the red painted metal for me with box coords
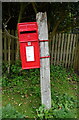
[40,56,50,59]
[17,22,40,69]
[39,40,49,42]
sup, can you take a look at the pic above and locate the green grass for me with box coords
[2,93,40,118]
[2,104,25,118]
[2,64,79,118]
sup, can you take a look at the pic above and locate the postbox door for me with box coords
[20,41,40,69]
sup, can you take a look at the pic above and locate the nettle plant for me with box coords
[36,93,78,119]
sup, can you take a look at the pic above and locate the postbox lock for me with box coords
[27,42,31,45]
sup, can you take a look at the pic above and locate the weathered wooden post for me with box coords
[36,12,51,109]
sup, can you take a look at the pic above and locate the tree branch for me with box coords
[31,2,38,14]
[3,23,18,39]
[17,3,30,23]
[5,16,12,25]
[51,12,67,36]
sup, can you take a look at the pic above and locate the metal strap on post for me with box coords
[39,40,49,42]
[40,56,50,59]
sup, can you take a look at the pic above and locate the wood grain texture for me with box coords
[36,12,51,109]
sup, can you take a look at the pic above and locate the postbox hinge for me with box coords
[40,56,50,59]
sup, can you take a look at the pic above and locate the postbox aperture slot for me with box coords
[20,30,36,34]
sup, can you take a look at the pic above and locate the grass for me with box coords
[2,93,40,118]
[2,64,79,118]
[51,74,78,97]
[50,65,78,97]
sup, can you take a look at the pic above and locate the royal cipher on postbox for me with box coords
[17,22,40,69]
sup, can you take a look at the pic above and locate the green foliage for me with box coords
[2,61,22,84]
[2,63,79,118]
[67,68,79,82]
[36,105,53,119]
[52,93,78,118]
[50,65,79,80]
[0,107,2,119]
[2,61,40,97]
[36,93,78,119]
[2,63,79,96]
[2,104,25,119]
[50,65,67,80]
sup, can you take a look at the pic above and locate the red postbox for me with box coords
[17,22,40,69]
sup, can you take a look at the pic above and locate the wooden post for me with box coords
[36,12,51,109]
